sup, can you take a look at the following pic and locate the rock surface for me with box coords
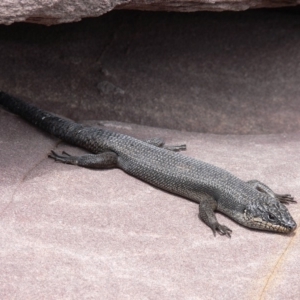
[120,0,300,12]
[0,0,299,25]
[1,9,300,299]
[1,110,300,299]
[1,10,300,135]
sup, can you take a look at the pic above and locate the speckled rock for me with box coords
[0,0,299,25]
[1,111,300,299]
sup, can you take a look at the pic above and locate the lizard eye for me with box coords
[268,213,275,221]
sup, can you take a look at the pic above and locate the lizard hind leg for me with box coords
[49,150,118,169]
[247,180,296,204]
[198,193,232,237]
[145,137,186,152]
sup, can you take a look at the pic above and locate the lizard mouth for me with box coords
[250,218,297,233]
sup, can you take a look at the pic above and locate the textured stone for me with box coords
[120,0,300,12]
[0,0,299,25]
[0,0,121,25]
[1,111,300,299]
[1,11,300,135]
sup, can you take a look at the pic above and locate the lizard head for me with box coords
[243,197,297,233]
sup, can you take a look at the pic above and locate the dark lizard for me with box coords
[0,91,297,237]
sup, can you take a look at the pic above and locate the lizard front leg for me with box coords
[49,151,118,169]
[247,180,296,204]
[198,193,232,237]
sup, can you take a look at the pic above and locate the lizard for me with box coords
[0,91,297,237]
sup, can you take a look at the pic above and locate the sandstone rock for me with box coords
[0,0,123,25]
[120,0,300,12]
[0,0,299,26]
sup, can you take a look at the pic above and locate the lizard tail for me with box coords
[0,91,84,143]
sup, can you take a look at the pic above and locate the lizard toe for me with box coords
[212,223,232,238]
[275,193,297,205]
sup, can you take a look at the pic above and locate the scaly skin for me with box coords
[0,91,297,237]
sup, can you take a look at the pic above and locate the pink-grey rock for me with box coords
[0,0,300,25]
[1,11,300,135]
[0,0,120,25]
[1,109,300,299]
[120,0,300,12]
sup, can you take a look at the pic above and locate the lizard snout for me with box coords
[288,220,297,232]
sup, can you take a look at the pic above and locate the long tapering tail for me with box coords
[0,91,84,143]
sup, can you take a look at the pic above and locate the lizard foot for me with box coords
[164,144,187,152]
[48,150,118,168]
[48,150,77,164]
[275,193,297,205]
[145,138,186,152]
[212,223,232,238]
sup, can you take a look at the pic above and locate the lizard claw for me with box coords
[166,144,187,152]
[212,223,232,238]
[48,150,60,160]
[275,193,297,205]
[62,151,71,156]
[48,150,73,163]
